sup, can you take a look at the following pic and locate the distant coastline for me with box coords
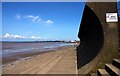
[1,40,80,43]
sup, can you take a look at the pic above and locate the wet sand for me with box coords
[2,46,77,74]
[2,50,54,64]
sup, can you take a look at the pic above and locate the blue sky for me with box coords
[118,1,120,17]
[2,2,85,41]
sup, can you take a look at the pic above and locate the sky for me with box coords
[1,2,85,41]
[118,1,120,17]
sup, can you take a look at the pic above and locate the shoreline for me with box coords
[2,45,74,65]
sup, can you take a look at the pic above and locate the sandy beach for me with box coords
[2,46,77,74]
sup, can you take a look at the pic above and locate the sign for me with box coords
[106,13,118,22]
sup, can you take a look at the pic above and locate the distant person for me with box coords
[74,42,79,50]
[74,42,79,46]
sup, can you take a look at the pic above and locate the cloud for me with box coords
[37,18,42,22]
[30,36,41,40]
[25,15,40,22]
[3,33,26,39]
[16,14,21,19]
[2,33,41,40]
[16,14,53,24]
[45,19,54,24]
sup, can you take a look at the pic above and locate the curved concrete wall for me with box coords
[77,2,119,74]
[77,5,104,69]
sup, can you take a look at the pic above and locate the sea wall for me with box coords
[77,2,119,74]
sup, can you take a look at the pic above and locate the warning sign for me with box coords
[106,13,118,22]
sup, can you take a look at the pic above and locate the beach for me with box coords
[2,45,77,74]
